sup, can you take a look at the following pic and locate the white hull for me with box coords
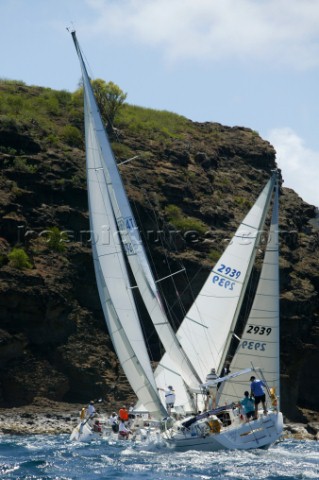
[163,411,283,452]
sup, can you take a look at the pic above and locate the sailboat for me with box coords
[69,31,283,449]
[161,176,283,450]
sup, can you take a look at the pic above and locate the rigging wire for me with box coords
[121,162,226,377]
[127,164,209,332]
[121,164,223,381]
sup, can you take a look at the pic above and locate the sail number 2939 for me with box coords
[246,325,272,335]
[212,264,241,290]
[240,325,272,351]
[217,264,241,279]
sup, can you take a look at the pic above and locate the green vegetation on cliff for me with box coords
[8,247,32,269]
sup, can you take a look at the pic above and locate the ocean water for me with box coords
[0,435,318,480]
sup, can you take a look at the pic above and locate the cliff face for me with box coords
[0,82,318,422]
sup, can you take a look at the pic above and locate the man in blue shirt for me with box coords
[250,376,267,418]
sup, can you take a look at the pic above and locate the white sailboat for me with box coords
[69,31,283,449]
[162,179,283,450]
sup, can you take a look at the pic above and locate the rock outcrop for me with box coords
[0,81,318,424]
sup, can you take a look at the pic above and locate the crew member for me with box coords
[118,405,129,422]
[118,420,132,440]
[238,391,255,422]
[109,412,119,433]
[165,386,176,414]
[250,376,267,419]
[87,400,96,418]
[205,368,219,409]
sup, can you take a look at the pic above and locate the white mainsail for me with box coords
[155,175,276,396]
[72,31,166,420]
[219,178,280,406]
[71,31,201,393]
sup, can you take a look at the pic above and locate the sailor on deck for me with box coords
[87,400,96,418]
[118,405,129,423]
[165,386,176,409]
[109,412,119,432]
[205,368,219,410]
[118,420,132,440]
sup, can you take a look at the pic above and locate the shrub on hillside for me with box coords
[165,204,207,235]
[45,227,68,252]
[61,125,82,148]
[8,248,32,270]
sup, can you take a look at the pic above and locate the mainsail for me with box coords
[155,175,276,394]
[71,31,201,395]
[72,32,166,419]
[219,177,280,406]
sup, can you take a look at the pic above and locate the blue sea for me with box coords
[0,435,318,480]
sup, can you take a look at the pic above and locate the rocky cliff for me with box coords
[0,81,318,422]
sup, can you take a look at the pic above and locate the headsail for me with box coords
[219,176,280,407]
[71,31,201,393]
[72,31,166,420]
[155,175,276,395]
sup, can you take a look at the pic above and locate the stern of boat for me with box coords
[216,411,283,450]
[162,409,283,452]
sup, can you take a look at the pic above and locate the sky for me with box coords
[1,0,319,208]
